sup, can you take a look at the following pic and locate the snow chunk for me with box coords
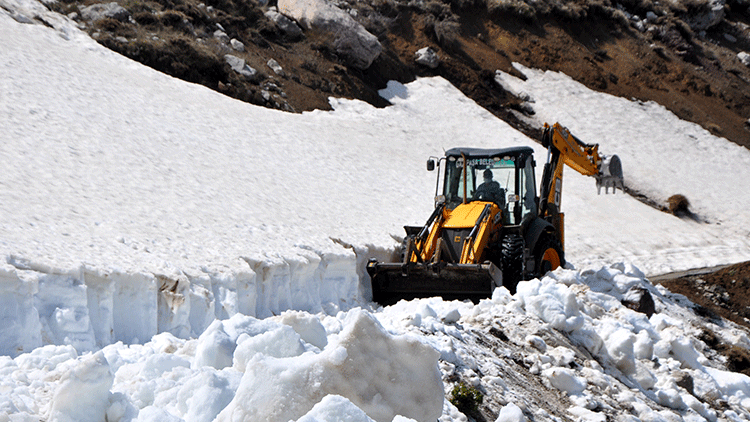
[705,367,750,409]
[193,314,280,369]
[49,351,113,422]
[294,395,375,422]
[233,325,305,371]
[567,406,606,422]
[495,402,525,422]
[274,310,328,350]
[603,328,636,375]
[542,367,587,395]
[216,309,443,422]
[517,278,583,332]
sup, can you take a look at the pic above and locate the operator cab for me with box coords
[430,146,537,226]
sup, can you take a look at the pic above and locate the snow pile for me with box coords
[377,263,750,421]
[1,309,443,422]
[9,263,750,421]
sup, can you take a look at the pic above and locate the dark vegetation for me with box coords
[450,382,485,420]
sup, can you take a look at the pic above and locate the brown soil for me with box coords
[50,0,750,149]
[658,261,750,376]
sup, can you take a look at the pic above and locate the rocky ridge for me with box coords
[36,0,750,148]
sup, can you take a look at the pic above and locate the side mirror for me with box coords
[427,159,436,171]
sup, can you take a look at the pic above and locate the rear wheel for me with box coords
[534,235,563,278]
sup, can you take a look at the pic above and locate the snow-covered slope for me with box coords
[3,1,750,421]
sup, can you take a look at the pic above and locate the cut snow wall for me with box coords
[0,242,387,357]
[0,265,42,356]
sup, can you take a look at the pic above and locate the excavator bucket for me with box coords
[596,154,624,194]
[366,260,502,306]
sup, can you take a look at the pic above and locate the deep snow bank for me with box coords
[0,250,371,356]
[1,309,443,422]
[6,263,750,422]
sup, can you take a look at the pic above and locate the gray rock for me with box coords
[230,38,245,52]
[622,286,655,317]
[646,11,658,23]
[414,47,439,69]
[739,51,750,67]
[79,2,130,22]
[224,55,260,81]
[724,33,737,43]
[267,59,285,76]
[214,30,230,43]
[686,0,725,31]
[278,0,381,69]
[265,9,303,37]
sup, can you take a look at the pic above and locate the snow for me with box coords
[2,0,750,421]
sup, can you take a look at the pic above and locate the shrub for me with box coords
[433,15,461,49]
[133,10,160,26]
[93,17,137,38]
[424,0,453,19]
[667,194,690,215]
[487,0,536,20]
[450,382,483,417]
[160,10,188,27]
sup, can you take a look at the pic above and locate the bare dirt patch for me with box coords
[658,261,750,376]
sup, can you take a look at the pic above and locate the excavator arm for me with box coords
[538,123,624,246]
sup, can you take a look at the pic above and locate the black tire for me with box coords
[533,235,564,278]
[500,233,524,294]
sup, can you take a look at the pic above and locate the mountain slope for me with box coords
[44,0,750,148]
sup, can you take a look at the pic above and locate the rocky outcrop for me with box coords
[277,0,381,69]
[224,55,261,81]
[265,8,303,38]
[79,2,130,22]
[684,0,725,31]
[414,47,439,69]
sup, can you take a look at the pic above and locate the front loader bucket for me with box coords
[366,260,502,306]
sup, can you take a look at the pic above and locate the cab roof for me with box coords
[444,146,534,159]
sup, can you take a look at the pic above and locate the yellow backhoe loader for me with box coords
[367,123,624,305]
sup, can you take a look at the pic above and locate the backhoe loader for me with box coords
[367,123,624,305]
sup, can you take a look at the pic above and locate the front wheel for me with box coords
[534,236,564,278]
[500,234,524,294]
